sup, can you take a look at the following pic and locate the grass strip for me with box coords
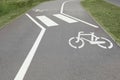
[0,0,50,29]
[81,0,120,44]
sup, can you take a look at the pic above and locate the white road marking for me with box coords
[69,31,113,49]
[61,0,99,28]
[14,13,46,80]
[62,13,99,28]
[33,9,48,12]
[33,9,58,12]
[26,14,45,29]
[36,16,58,27]
[53,14,78,23]
[98,37,113,49]
[60,0,74,13]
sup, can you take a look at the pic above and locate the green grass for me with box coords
[81,0,120,44]
[0,0,50,28]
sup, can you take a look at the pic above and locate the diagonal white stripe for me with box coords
[62,13,99,28]
[14,14,46,80]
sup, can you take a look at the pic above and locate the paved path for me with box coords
[0,0,120,80]
[106,0,120,7]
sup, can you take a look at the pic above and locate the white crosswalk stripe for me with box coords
[36,14,78,27]
[36,16,59,27]
[53,14,78,23]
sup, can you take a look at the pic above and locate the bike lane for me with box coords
[23,8,120,80]
[12,0,120,80]
[0,14,41,80]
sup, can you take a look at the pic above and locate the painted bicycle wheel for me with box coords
[97,37,113,49]
[69,37,85,49]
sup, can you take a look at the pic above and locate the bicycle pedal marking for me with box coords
[69,31,113,49]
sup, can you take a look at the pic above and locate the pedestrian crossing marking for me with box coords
[53,14,78,23]
[36,14,79,27]
[36,16,59,27]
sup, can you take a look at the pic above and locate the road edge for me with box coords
[80,2,120,48]
[0,0,51,31]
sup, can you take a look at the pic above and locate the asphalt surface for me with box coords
[0,0,120,80]
[106,0,120,7]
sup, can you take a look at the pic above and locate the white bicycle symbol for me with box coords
[69,31,113,49]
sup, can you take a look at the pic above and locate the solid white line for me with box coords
[62,13,99,28]
[14,14,46,80]
[53,14,78,23]
[61,0,99,28]
[26,14,45,29]
[36,16,59,27]
[60,0,74,13]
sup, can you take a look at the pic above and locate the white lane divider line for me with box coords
[62,13,99,28]
[60,0,99,28]
[60,0,74,13]
[53,14,78,23]
[26,14,45,29]
[14,13,46,80]
[36,16,59,27]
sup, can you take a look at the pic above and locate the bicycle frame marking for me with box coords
[77,32,105,44]
[69,31,113,49]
